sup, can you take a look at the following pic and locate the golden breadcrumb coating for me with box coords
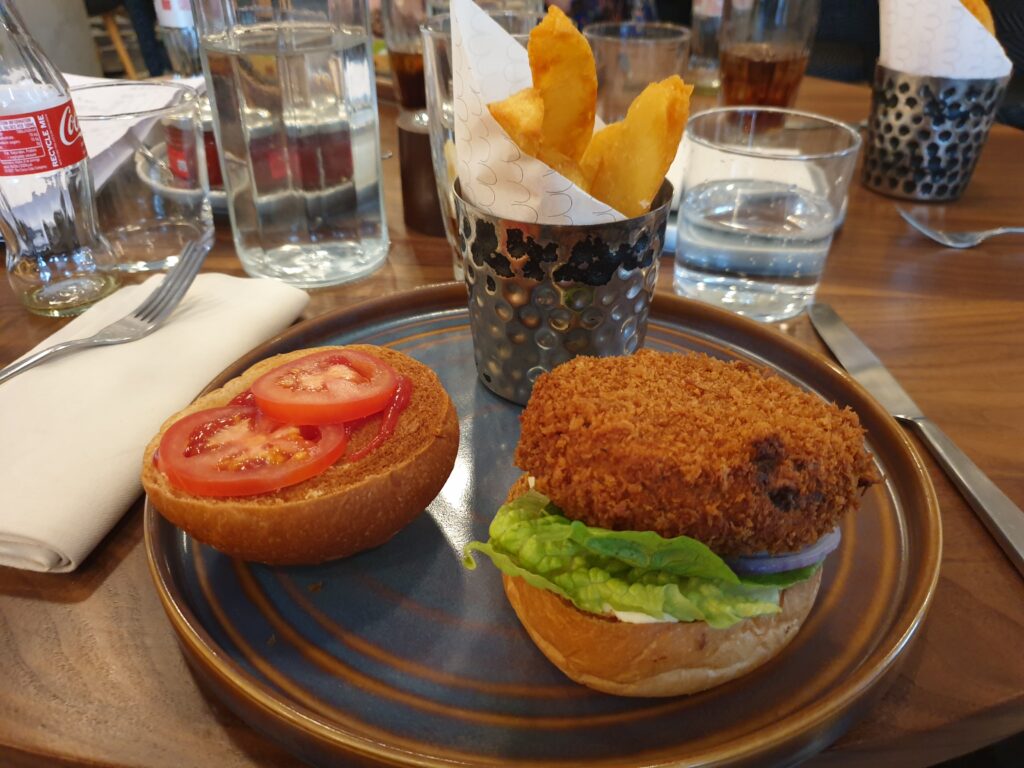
[515,350,879,556]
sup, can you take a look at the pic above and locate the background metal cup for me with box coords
[862,64,1009,202]
[455,182,672,405]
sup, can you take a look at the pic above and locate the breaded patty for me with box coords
[515,350,879,556]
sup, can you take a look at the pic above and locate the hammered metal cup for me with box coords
[455,182,672,405]
[862,64,1009,202]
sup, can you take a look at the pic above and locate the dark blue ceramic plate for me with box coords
[145,284,940,768]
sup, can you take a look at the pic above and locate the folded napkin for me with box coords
[879,0,1011,79]
[0,273,309,573]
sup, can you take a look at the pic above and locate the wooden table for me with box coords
[0,78,1021,768]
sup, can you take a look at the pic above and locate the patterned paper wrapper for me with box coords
[450,0,625,225]
[878,0,1011,79]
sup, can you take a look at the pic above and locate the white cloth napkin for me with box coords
[0,273,309,573]
[878,0,1011,79]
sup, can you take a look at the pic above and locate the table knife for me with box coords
[808,303,1024,578]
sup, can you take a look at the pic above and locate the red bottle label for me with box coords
[0,100,87,176]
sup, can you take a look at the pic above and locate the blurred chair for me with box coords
[89,0,139,78]
[84,0,168,78]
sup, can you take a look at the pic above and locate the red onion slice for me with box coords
[726,528,842,575]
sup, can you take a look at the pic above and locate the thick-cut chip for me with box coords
[961,0,996,34]
[527,5,597,162]
[584,76,692,218]
[490,85,587,187]
[579,122,623,189]
[489,86,545,156]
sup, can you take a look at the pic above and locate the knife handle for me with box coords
[910,418,1024,578]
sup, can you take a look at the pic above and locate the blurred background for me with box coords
[18,1,1020,128]
[13,0,1016,129]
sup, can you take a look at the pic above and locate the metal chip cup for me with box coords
[862,64,1009,202]
[455,182,672,405]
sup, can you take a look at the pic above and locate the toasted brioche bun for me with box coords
[503,570,821,697]
[142,345,459,564]
[499,476,822,697]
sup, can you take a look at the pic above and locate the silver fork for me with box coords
[0,231,214,385]
[896,206,1024,249]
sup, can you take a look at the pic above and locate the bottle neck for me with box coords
[0,2,68,89]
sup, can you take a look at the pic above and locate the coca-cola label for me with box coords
[0,100,87,176]
[155,0,194,28]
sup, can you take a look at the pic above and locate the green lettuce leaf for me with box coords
[464,490,820,629]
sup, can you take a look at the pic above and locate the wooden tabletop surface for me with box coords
[0,78,1021,768]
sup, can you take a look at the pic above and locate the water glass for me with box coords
[673,107,860,323]
[583,22,691,122]
[719,0,820,108]
[192,0,388,288]
[421,10,542,280]
[73,81,212,274]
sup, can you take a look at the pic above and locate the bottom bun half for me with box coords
[502,568,822,697]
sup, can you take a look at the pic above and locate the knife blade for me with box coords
[808,302,1024,578]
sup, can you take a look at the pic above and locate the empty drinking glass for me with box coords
[73,81,212,274]
[583,21,691,122]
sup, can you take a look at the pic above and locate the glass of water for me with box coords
[192,0,388,288]
[673,107,861,322]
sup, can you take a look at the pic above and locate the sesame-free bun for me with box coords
[141,345,459,565]
[496,476,823,696]
[502,569,822,698]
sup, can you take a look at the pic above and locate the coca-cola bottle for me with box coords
[0,1,119,316]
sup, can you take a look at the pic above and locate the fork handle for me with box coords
[908,417,1024,578]
[0,338,97,385]
[992,227,1024,237]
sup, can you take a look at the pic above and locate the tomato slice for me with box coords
[250,349,399,425]
[157,405,348,497]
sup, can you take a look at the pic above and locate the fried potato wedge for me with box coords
[961,0,996,34]
[489,86,545,156]
[527,5,597,162]
[584,76,692,218]
[579,122,623,190]
[490,84,588,187]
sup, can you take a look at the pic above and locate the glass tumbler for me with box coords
[583,22,691,123]
[719,0,820,108]
[421,10,543,280]
[192,0,388,288]
[73,81,213,274]
[672,107,860,323]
